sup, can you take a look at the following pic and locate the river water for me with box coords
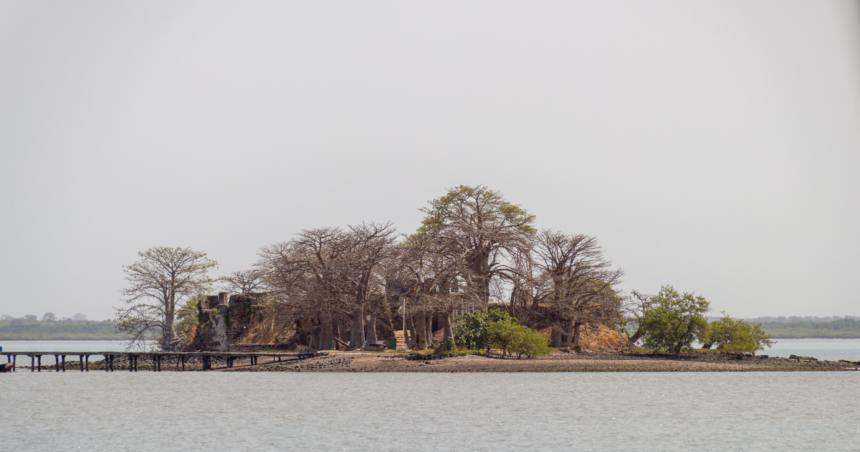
[1,372,858,451]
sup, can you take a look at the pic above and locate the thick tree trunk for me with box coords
[320,315,333,351]
[408,315,417,349]
[425,313,433,348]
[572,322,583,346]
[415,311,426,350]
[563,323,574,347]
[551,328,561,348]
[365,311,378,350]
[350,305,365,350]
[442,313,453,341]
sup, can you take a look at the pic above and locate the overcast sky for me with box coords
[1,1,859,320]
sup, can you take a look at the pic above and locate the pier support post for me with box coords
[85,355,88,372]
[80,355,84,372]
[61,355,66,372]
[38,355,42,371]
[30,355,34,372]
[12,355,15,372]
[181,356,185,371]
[55,355,60,372]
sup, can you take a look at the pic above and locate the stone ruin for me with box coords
[188,292,264,352]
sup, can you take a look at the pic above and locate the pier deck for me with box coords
[0,350,317,372]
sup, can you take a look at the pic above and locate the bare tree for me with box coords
[531,231,624,347]
[341,222,398,349]
[623,289,653,345]
[116,246,218,350]
[419,185,535,310]
[223,269,267,294]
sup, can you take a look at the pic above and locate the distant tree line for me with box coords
[757,317,860,338]
[0,316,129,340]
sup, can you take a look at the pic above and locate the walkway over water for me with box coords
[0,350,316,372]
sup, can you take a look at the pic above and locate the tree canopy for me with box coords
[639,285,710,356]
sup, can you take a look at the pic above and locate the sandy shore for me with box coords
[229,350,860,372]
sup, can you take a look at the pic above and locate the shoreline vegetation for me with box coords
[0,319,132,341]
[3,317,858,340]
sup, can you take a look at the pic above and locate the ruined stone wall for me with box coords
[187,292,264,351]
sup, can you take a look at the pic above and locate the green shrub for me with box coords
[453,309,516,349]
[431,338,455,353]
[509,326,553,358]
[705,313,774,354]
[640,285,710,356]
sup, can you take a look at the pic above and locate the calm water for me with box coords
[1,372,857,451]
[763,339,860,361]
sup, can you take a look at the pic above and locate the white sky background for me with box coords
[1,1,859,320]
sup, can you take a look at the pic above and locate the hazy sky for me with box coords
[2,1,859,320]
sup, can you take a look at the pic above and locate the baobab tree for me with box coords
[419,185,535,310]
[116,246,218,350]
[532,231,624,347]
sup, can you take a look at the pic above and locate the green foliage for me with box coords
[418,185,536,235]
[639,285,710,356]
[706,313,774,354]
[453,309,516,349]
[458,315,554,359]
[0,318,130,340]
[485,320,522,355]
[509,327,553,358]
[431,338,455,353]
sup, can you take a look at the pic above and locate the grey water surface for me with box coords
[1,372,857,451]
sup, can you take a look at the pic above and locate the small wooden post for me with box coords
[110,355,114,372]
[30,355,34,372]
[85,355,88,372]
[55,354,60,372]
[80,355,84,372]
[38,355,42,372]
[61,355,66,372]
[181,356,185,371]
[12,355,16,372]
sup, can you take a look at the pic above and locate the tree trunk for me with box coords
[573,322,583,346]
[402,306,411,350]
[442,313,453,341]
[551,328,561,348]
[628,328,644,346]
[415,311,426,350]
[365,310,378,350]
[425,312,433,349]
[408,315,417,349]
[563,323,574,347]
[320,315,333,351]
[350,305,364,350]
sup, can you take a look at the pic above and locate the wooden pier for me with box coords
[0,350,317,372]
